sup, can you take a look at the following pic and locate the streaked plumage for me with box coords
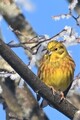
[38,40,75,97]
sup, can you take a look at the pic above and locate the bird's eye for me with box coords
[54,48,58,51]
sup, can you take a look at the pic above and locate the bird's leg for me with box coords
[48,85,57,95]
[59,91,65,103]
[48,86,65,103]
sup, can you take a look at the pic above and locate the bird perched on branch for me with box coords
[38,40,75,106]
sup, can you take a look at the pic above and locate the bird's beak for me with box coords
[42,48,52,55]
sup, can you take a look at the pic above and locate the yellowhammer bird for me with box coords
[38,40,75,105]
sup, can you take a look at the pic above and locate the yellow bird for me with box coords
[38,40,75,103]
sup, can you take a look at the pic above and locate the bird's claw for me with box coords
[48,85,56,95]
[59,91,65,103]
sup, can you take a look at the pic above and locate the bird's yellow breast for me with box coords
[38,55,75,92]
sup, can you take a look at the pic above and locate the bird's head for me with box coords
[46,40,68,59]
